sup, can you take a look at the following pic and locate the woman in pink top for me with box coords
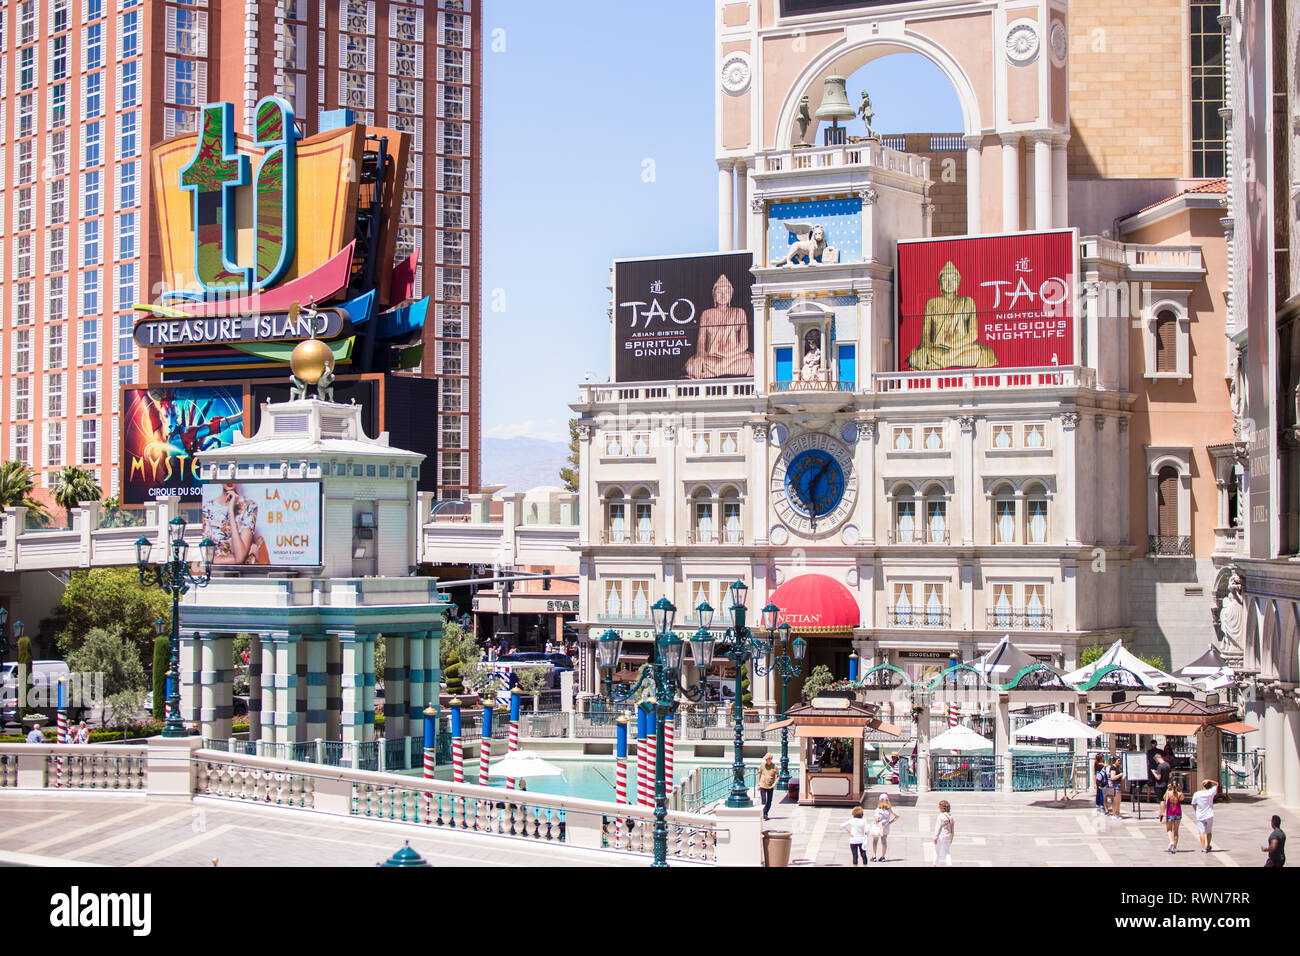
[1162,779,1183,853]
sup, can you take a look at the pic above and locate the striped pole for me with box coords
[450,698,464,783]
[948,702,959,728]
[645,708,657,809]
[56,678,67,789]
[615,715,628,847]
[506,688,521,790]
[422,703,437,824]
[664,713,675,793]
[635,707,648,806]
[478,702,493,785]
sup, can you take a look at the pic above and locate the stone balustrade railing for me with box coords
[0,743,149,790]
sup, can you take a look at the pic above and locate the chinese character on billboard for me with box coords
[896,230,1076,372]
[200,481,322,568]
[613,252,754,383]
[122,386,246,504]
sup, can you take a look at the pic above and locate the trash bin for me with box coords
[787,779,800,800]
[763,829,792,867]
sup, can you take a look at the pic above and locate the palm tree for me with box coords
[0,460,49,520]
[51,465,103,528]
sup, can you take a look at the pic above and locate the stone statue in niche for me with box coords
[771,222,828,267]
[800,329,823,382]
[1216,569,1246,651]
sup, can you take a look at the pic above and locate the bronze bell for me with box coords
[813,75,856,122]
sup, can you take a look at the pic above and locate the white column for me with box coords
[247,635,262,742]
[275,635,298,745]
[1051,134,1069,228]
[1061,413,1080,544]
[339,634,364,745]
[258,636,276,750]
[859,187,877,263]
[746,164,761,256]
[751,293,768,392]
[304,637,327,742]
[662,425,678,545]
[1265,705,1285,800]
[854,419,876,542]
[362,636,376,743]
[1033,132,1053,230]
[964,134,983,234]
[734,159,748,250]
[1000,134,1020,232]
[959,417,975,545]
[750,423,769,547]
[717,160,734,251]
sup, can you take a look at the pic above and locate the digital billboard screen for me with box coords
[896,230,1076,372]
[780,1,906,15]
[200,481,322,568]
[613,251,754,383]
[121,385,247,504]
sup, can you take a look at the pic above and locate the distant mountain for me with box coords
[480,436,571,493]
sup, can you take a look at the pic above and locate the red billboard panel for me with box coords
[896,230,1076,372]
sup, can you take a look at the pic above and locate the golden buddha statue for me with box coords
[684,273,754,379]
[905,260,998,370]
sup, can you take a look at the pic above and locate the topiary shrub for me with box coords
[740,667,753,708]
[444,651,463,695]
[152,636,170,720]
[16,636,31,719]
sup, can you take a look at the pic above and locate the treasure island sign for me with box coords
[896,230,1077,372]
[132,307,347,348]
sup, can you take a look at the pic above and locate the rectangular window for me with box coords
[116,263,137,310]
[14,425,31,466]
[774,346,792,383]
[85,71,102,117]
[120,10,139,59]
[1023,423,1046,448]
[80,317,99,364]
[14,283,33,326]
[45,372,65,416]
[14,378,31,420]
[118,163,138,209]
[603,433,623,456]
[86,22,103,69]
[169,57,196,105]
[81,270,99,316]
[50,82,68,127]
[690,432,711,455]
[83,220,101,266]
[83,170,102,217]
[992,423,1014,449]
[603,580,623,618]
[892,426,913,451]
[117,313,135,360]
[117,212,137,258]
[119,111,139,157]
[46,421,64,468]
[79,419,98,465]
[19,46,34,91]
[1189,0,1225,177]
[837,344,856,387]
[922,425,944,450]
[13,330,32,374]
[80,369,97,414]
[83,119,102,166]
[49,177,68,223]
[440,450,462,487]
[718,430,739,454]
[47,276,66,322]
[17,93,34,139]
[892,583,914,625]
[47,226,67,272]
[121,60,139,108]
[51,34,68,81]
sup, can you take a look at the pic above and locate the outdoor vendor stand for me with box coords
[767,697,902,806]
[1092,694,1256,795]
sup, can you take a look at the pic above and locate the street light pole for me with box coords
[719,581,781,810]
[136,516,216,739]
[768,623,806,789]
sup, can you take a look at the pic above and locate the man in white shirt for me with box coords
[1190,780,1218,853]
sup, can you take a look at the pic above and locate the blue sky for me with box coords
[479,1,962,444]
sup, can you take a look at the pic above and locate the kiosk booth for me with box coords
[769,697,902,806]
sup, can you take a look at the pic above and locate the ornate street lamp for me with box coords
[716,582,780,810]
[135,517,216,738]
[594,599,710,868]
[767,621,806,788]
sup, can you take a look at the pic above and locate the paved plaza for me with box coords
[1,788,1293,867]
[767,790,1298,868]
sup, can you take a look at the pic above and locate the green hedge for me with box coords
[152,637,170,719]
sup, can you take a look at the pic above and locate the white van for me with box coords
[1,660,85,722]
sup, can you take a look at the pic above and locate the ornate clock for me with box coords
[770,431,857,536]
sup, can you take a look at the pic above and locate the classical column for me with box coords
[734,159,748,249]
[994,694,1011,791]
[1083,280,1103,384]
[958,416,976,545]
[180,633,200,726]
[248,634,262,743]
[1265,704,1285,802]
[1118,418,1131,544]
[304,637,327,742]
[717,159,735,251]
[662,423,678,545]
[1062,564,1078,632]
[1060,412,1081,545]
[326,634,342,740]
[750,422,769,547]
[275,634,299,745]
[362,635,377,743]
[922,197,935,238]
[385,634,408,741]
[200,633,234,741]
[854,418,877,542]
[1051,134,1069,228]
[1000,134,1021,232]
[339,633,365,745]
[747,171,762,257]
[258,634,277,751]
[858,187,878,263]
[964,134,983,234]
[1282,704,1300,809]
[1033,132,1053,230]
[751,292,767,392]
[407,634,426,731]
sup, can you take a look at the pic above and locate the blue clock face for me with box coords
[783,449,846,519]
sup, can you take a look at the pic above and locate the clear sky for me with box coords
[479,1,962,444]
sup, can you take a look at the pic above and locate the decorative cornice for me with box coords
[1094,414,1106,430]
[577,424,593,442]
[751,422,768,442]
[750,197,765,214]
[1060,412,1081,429]
[858,187,879,206]
[957,415,977,433]
[855,418,878,441]
[1118,418,1130,433]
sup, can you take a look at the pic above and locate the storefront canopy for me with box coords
[1062,640,1194,691]
[1092,696,1252,737]
[769,573,860,634]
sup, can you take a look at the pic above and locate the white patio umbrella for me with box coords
[930,724,994,752]
[489,749,565,779]
[1013,710,1102,801]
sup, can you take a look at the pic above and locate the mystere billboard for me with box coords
[613,251,754,383]
[896,230,1077,372]
[122,385,246,504]
[200,481,322,568]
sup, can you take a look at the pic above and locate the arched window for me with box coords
[923,485,947,544]
[606,490,626,543]
[692,488,714,543]
[1157,466,1179,538]
[1024,483,1049,545]
[720,487,742,544]
[993,484,1016,544]
[893,484,916,544]
[1155,310,1177,372]
[631,487,653,544]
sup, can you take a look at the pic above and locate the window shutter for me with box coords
[338,35,346,69]
[111,263,120,310]
[113,117,121,158]
[111,366,120,413]
[197,61,207,102]
[367,2,375,35]
[318,0,326,29]
[165,7,176,54]
[387,84,396,114]
[196,12,208,56]
[365,75,373,109]
[1157,467,1179,536]
[165,56,175,103]
[365,38,374,73]
[116,19,123,62]
[1155,312,1177,373]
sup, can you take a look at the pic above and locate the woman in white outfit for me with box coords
[839,806,868,866]
[933,799,954,866]
[871,795,901,861]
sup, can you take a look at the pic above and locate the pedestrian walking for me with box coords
[1261,815,1286,867]
[1190,780,1218,853]
[756,754,779,821]
[1107,759,1125,816]
[1153,753,1172,817]
[74,720,89,745]
[839,806,868,866]
[871,795,900,861]
[933,799,954,867]
[1162,779,1183,853]
[1093,754,1108,811]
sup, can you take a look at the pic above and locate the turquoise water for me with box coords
[415,759,717,802]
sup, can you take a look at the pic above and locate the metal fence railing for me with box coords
[675,765,757,813]
[1011,754,1079,792]
[1221,749,1265,793]
[930,754,1000,791]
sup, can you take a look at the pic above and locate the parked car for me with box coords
[1,660,87,722]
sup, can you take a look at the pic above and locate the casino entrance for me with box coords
[768,573,861,697]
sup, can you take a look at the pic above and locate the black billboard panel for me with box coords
[613,251,754,383]
[780,0,905,15]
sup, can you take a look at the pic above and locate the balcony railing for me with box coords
[754,141,930,181]
[771,380,856,393]
[580,381,756,405]
[874,366,1095,393]
[1148,535,1192,556]
[985,609,1053,630]
[688,530,744,545]
[887,527,950,545]
[886,608,951,628]
[600,530,654,545]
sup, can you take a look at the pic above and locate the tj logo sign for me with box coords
[178,96,298,295]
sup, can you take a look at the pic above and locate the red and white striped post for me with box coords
[635,707,648,806]
[948,702,959,728]
[56,678,67,789]
[664,714,675,793]
[645,709,656,806]
[614,715,628,847]
[478,702,493,786]
[422,704,437,824]
[506,688,521,790]
[450,698,464,784]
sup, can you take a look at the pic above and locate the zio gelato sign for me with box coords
[200,481,322,568]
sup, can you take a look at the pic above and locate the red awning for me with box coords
[1216,721,1258,735]
[769,573,860,632]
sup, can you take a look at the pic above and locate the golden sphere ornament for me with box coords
[289,337,334,386]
